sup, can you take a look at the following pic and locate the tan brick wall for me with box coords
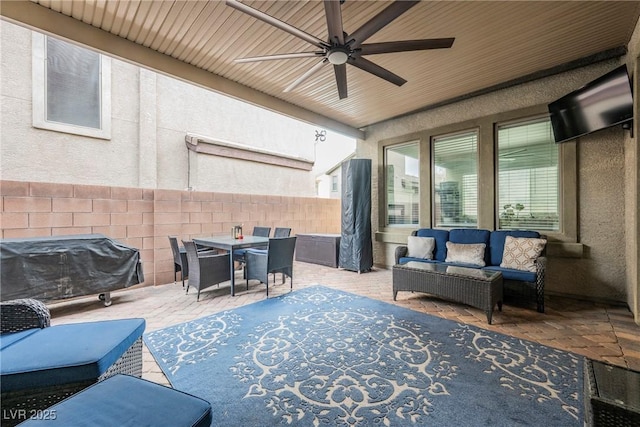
[1,180,341,286]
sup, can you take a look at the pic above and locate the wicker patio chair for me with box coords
[273,227,291,238]
[183,240,231,301]
[169,236,189,288]
[245,236,296,297]
[233,226,272,268]
[269,227,292,282]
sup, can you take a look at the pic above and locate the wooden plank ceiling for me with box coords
[9,1,640,133]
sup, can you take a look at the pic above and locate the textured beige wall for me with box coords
[362,59,631,305]
[552,128,626,302]
[0,22,331,197]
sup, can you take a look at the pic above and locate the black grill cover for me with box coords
[1,234,144,302]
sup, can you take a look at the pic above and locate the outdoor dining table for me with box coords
[193,235,270,296]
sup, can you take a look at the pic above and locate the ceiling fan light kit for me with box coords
[328,48,349,65]
[226,0,454,99]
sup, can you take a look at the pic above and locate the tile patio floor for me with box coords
[47,261,640,387]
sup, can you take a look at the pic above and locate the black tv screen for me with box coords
[548,65,634,144]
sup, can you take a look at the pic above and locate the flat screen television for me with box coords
[548,64,634,144]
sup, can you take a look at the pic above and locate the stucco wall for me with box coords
[0,24,142,188]
[0,22,345,197]
[553,128,626,302]
[361,59,630,304]
[153,73,319,194]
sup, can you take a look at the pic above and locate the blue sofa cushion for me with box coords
[415,229,449,262]
[448,229,491,265]
[484,265,537,282]
[489,230,541,266]
[18,374,212,427]
[1,318,145,393]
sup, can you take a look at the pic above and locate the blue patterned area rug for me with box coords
[144,286,583,426]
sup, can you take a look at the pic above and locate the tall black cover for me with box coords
[339,158,373,272]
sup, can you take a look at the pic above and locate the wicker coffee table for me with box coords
[393,262,503,324]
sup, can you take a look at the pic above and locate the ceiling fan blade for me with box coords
[284,59,328,93]
[235,52,323,63]
[324,0,344,45]
[226,0,329,49]
[349,1,420,48]
[333,63,348,99]
[358,38,455,55]
[348,56,406,86]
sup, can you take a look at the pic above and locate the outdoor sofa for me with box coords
[395,228,547,312]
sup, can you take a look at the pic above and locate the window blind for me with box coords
[433,131,478,228]
[497,118,559,231]
[385,143,419,226]
[46,37,101,129]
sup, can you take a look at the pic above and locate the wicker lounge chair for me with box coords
[0,299,144,427]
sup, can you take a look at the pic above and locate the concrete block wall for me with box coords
[1,180,342,287]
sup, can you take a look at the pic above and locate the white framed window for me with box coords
[497,117,559,231]
[433,130,478,228]
[385,142,419,226]
[331,175,339,192]
[32,33,111,139]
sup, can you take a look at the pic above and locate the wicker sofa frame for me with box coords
[0,299,143,427]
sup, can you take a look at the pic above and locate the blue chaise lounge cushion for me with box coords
[0,318,145,393]
[18,374,212,427]
[0,329,39,351]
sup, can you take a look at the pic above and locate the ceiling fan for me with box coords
[226,0,455,99]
